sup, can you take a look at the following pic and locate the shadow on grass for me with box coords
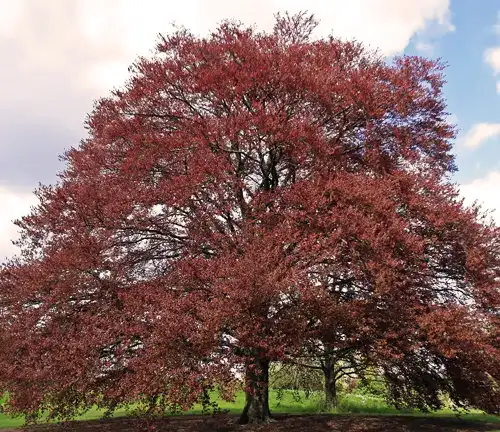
[0,391,498,430]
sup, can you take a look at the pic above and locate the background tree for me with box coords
[0,12,499,426]
[276,347,372,410]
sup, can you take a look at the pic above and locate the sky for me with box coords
[0,0,499,260]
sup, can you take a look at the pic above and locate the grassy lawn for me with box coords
[334,393,500,423]
[0,391,498,429]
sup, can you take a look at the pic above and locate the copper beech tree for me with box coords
[0,13,499,425]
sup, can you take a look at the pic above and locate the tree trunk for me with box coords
[239,358,273,424]
[323,363,337,410]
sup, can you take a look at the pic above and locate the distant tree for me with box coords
[0,12,499,426]
[269,362,323,407]
[282,342,373,409]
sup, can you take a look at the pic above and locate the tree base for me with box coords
[239,358,273,424]
[238,395,274,424]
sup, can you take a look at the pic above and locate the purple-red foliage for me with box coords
[0,12,498,424]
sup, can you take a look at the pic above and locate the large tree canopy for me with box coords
[0,13,499,424]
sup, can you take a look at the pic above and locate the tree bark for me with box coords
[323,362,338,410]
[239,358,273,424]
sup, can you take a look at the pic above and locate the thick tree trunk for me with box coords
[239,358,273,424]
[323,363,338,410]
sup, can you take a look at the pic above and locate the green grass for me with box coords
[0,391,318,429]
[0,391,498,429]
[332,393,500,423]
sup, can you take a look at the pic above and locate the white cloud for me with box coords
[462,123,500,149]
[0,0,454,259]
[485,14,500,93]
[0,0,23,37]
[412,3,454,58]
[0,188,37,262]
[485,47,500,75]
[2,0,454,63]
[460,172,500,224]
[275,0,453,56]
[0,0,455,100]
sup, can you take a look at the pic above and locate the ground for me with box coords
[5,414,500,432]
